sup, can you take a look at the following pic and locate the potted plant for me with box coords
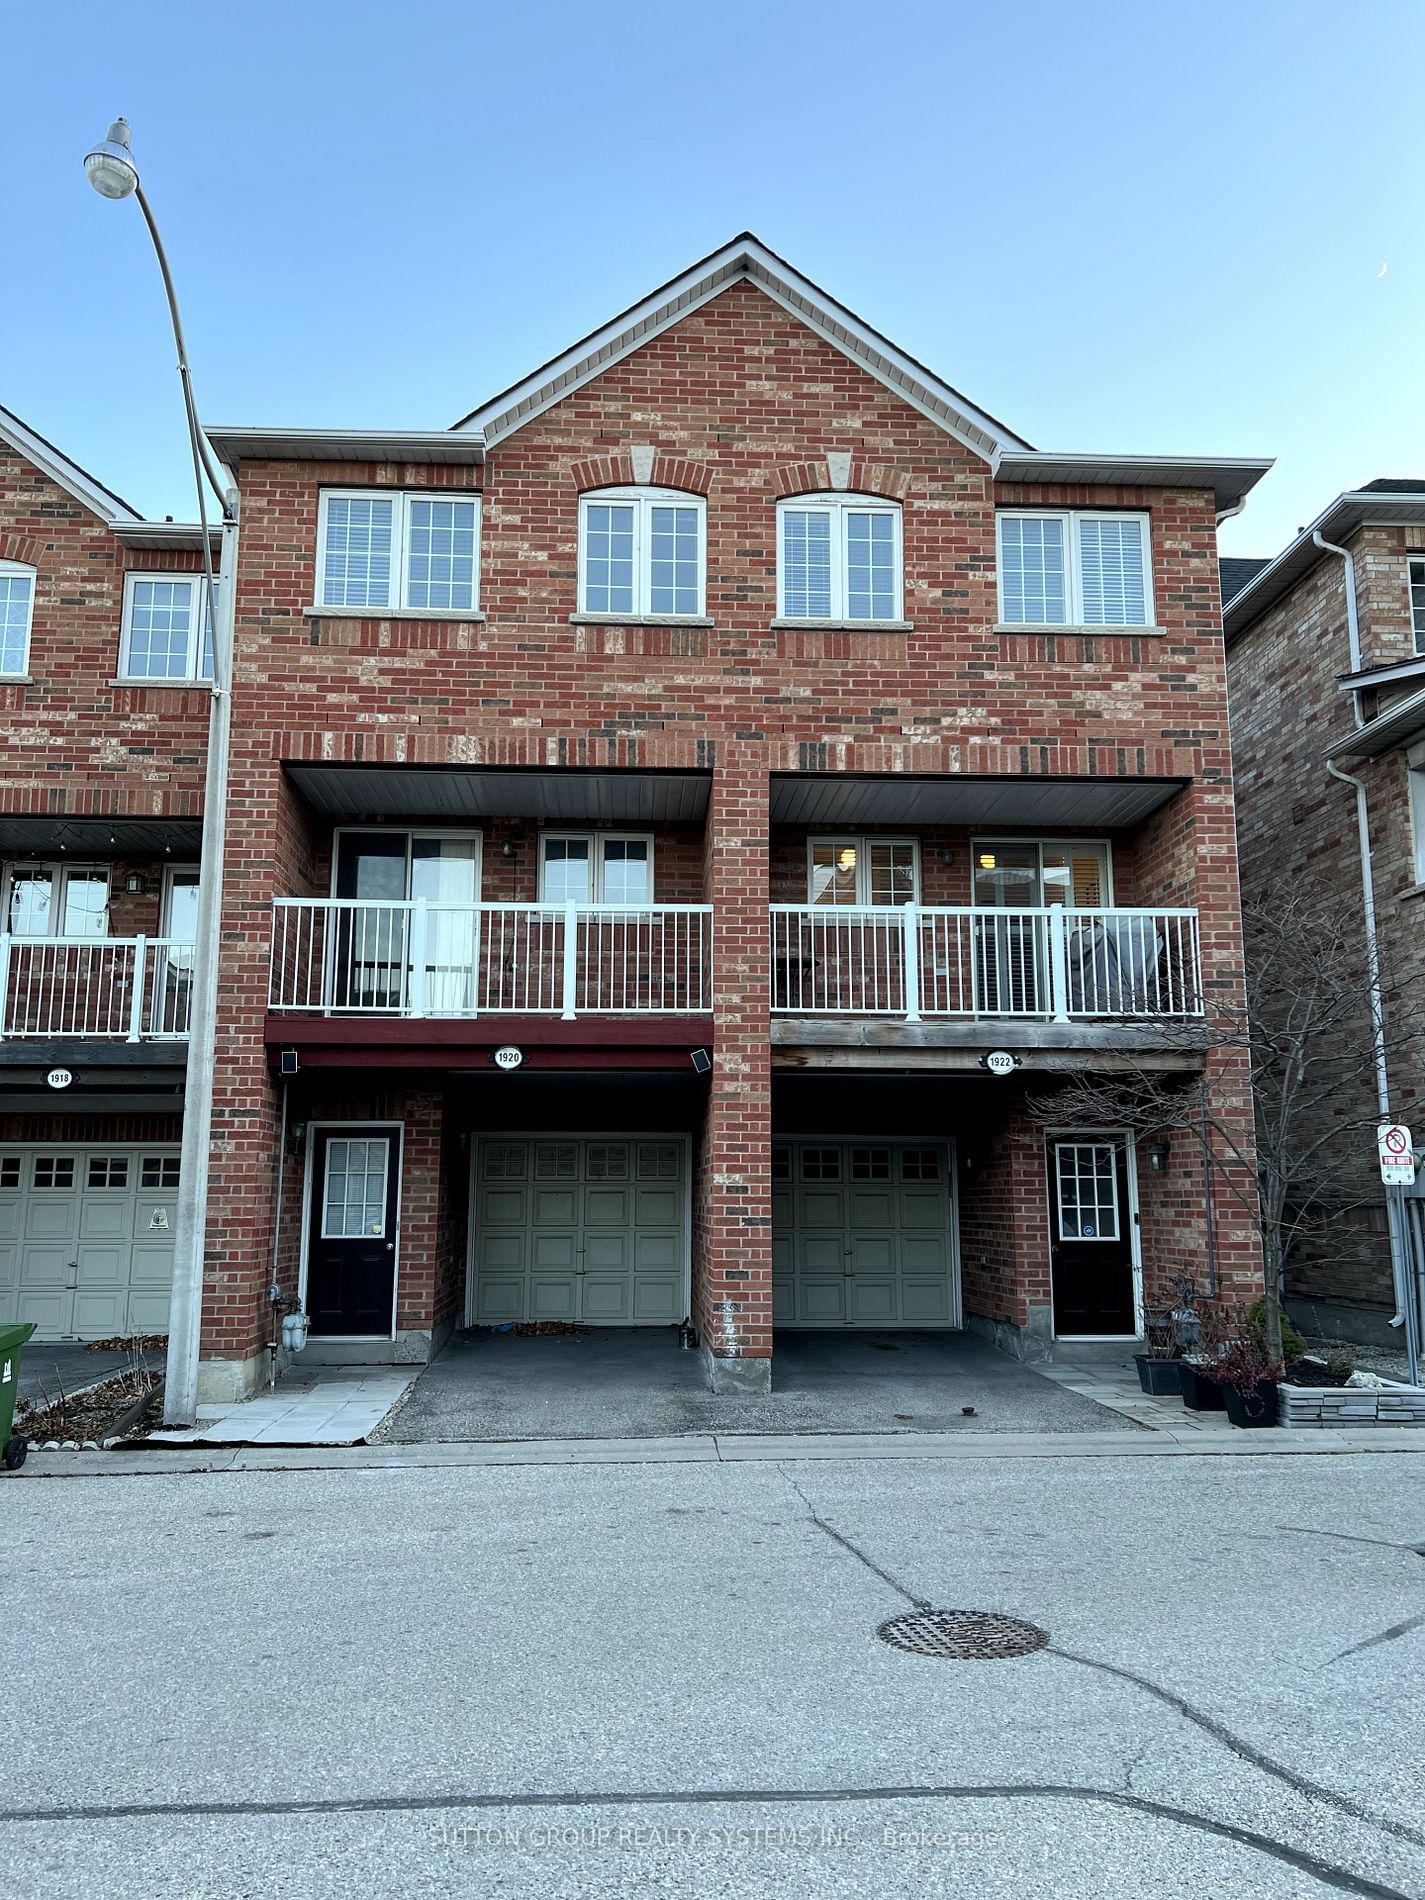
[1215,1303,1285,1427]
[1178,1298,1229,1411]
[1133,1308,1183,1396]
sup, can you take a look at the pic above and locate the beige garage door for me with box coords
[471,1137,687,1325]
[772,1140,959,1327]
[0,1146,179,1339]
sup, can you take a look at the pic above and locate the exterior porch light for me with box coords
[124,872,147,896]
[84,115,240,1430]
[1146,1140,1170,1174]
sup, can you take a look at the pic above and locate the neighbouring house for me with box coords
[1,237,1269,1399]
[1223,481,1425,1340]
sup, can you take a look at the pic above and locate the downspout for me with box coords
[1314,530,1411,1334]
[1206,493,1247,1299]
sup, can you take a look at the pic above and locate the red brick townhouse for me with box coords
[1223,483,1425,1339]
[2,239,1271,1400]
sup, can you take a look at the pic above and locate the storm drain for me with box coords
[876,1610,1049,1660]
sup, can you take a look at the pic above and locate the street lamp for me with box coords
[85,118,239,1427]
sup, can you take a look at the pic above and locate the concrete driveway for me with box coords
[380,1328,1136,1442]
[15,1343,132,1403]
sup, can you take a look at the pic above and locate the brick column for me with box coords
[694,751,772,1392]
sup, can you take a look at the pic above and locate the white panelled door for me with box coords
[0,1147,179,1338]
[772,1141,958,1327]
[472,1138,686,1325]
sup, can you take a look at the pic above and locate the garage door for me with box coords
[0,1146,180,1339]
[471,1137,687,1325]
[772,1140,958,1327]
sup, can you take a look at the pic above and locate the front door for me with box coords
[1048,1137,1137,1336]
[306,1128,401,1335]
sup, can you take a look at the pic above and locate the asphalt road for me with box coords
[4,1451,1424,1897]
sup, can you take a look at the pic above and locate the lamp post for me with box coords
[85,119,239,1426]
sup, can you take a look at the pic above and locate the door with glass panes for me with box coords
[971,841,1109,1014]
[331,832,481,1012]
[1047,1137,1137,1336]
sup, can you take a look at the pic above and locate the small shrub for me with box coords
[1248,1296,1303,1363]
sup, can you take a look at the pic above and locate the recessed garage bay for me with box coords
[772,1139,960,1327]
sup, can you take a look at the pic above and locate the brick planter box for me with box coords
[1279,1380,1425,1428]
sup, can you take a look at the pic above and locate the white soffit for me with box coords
[454,236,1030,464]
[0,403,140,523]
[769,774,1186,829]
[287,765,711,824]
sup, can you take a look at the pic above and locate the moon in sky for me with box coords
[1378,261,1389,278]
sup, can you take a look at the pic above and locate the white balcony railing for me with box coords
[0,937,196,1040]
[269,899,713,1019]
[770,905,1202,1022]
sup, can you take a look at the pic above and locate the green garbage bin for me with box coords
[0,1323,37,1470]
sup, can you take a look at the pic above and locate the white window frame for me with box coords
[0,559,36,677]
[971,838,1116,908]
[329,828,485,900]
[315,490,482,614]
[1409,741,1425,884]
[575,488,706,619]
[996,509,1155,629]
[1407,557,1425,656]
[2,862,111,938]
[776,493,904,623]
[538,833,656,904]
[118,572,215,683]
[806,836,921,907]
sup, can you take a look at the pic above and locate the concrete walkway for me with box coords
[381,1328,1138,1443]
[147,1367,415,1447]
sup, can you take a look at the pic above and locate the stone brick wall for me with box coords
[1228,522,1425,1308]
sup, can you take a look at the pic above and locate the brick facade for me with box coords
[2,264,1265,1383]
[1227,517,1425,1312]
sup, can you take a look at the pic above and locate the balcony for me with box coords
[770,905,1202,1021]
[269,899,713,1019]
[0,937,195,1041]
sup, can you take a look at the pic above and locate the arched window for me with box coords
[0,559,36,676]
[776,493,902,623]
[577,487,706,619]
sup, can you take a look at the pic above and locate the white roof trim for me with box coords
[454,237,1029,465]
[0,404,140,523]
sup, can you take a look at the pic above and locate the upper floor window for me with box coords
[997,511,1153,628]
[1408,558,1425,654]
[777,495,902,622]
[973,840,1111,910]
[3,864,109,938]
[120,574,215,683]
[577,489,704,619]
[0,560,36,676]
[317,491,481,614]
[1409,743,1425,885]
[808,837,918,907]
[540,834,653,905]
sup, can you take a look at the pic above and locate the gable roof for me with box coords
[1223,483,1425,642]
[1219,555,1272,606]
[0,403,140,522]
[452,234,1032,464]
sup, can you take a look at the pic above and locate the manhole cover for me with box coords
[876,1609,1049,1660]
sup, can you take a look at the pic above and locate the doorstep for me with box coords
[1034,1357,1241,1435]
[146,1367,415,1446]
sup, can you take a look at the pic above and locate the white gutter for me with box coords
[1314,531,1413,1341]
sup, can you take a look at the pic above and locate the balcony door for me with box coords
[332,831,481,1012]
[157,868,200,1035]
[972,841,1110,1014]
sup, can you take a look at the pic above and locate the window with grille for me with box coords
[0,1157,20,1190]
[777,495,902,622]
[87,1157,129,1188]
[577,488,705,618]
[0,561,35,676]
[1054,1143,1120,1241]
[34,1157,76,1189]
[119,574,215,681]
[638,1143,680,1180]
[141,1156,181,1190]
[482,1144,528,1181]
[998,512,1152,628]
[808,837,918,907]
[587,1144,629,1180]
[317,491,481,613]
[900,1148,941,1180]
[321,1139,389,1238]
[850,1148,892,1180]
[536,1143,578,1180]
[1409,558,1425,655]
[800,1148,842,1181]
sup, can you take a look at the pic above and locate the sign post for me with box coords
[1379,1126,1419,1384]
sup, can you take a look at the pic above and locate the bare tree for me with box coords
[1030,886,1424,1364]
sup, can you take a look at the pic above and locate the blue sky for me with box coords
[4,0,1421,557]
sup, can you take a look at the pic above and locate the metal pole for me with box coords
[121,183,239,1429]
